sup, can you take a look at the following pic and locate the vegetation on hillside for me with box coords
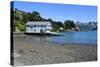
[11,8,97,32]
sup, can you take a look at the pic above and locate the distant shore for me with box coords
[12,35,97,66]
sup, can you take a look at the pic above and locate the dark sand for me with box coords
[12,35,97,66]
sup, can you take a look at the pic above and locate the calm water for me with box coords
[15,31,97,45]
[48,31,97,45]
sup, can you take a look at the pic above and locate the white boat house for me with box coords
[26,21,52,33]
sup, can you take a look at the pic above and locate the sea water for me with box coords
[48,31,97,45]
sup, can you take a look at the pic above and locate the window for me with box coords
[26,25,33,28]
[30,25,33,28]
[33,25,36,27]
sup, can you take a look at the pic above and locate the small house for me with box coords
[26,21,52,33]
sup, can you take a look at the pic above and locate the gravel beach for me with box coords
[12,35,97,66]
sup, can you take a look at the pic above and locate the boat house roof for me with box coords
[26,21,51,25]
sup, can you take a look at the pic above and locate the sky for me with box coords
[12,1,97,23]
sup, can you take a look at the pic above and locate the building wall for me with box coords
[26,27,47,33]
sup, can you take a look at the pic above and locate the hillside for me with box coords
[11,8,97,32]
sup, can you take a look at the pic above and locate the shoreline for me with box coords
[12,37,97,66]
[13,33,97,46]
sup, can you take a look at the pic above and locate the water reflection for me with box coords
[14,35,50,43]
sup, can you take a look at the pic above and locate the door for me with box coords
[40,29,43,33]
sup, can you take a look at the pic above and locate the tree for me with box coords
[64,20,76,30]
[57,21,64,28]
[31,11,41,21]
[50,21,64,32]
[27,12,33,21]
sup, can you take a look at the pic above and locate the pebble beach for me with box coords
[12,34,97,66]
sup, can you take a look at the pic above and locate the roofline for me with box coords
[26,21,51,25]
